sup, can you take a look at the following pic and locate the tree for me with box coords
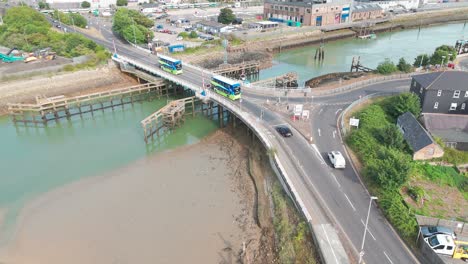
[112,8,153,44]
[397,57,412,73]
[413,54,430,67]
[81,1,91,8]
[357,104,389,130]
[117,0,128,6]
[375,125,406,150]
[189,30,198,38]
[430,45,457,65]
[379,190,418,239]
[387,93,421,118]
[376,58,397,75]
[38,1,49,9]
[365,147,411,189]
[218,8,235,24]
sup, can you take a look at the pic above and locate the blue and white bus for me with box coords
[158,54,183,75]
[210,75,241,100]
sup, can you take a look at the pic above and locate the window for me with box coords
[437,90,442,96]
[296,8,299,11]
[307,8,310,13]
[450,103,457,111]
[434,245,445,250]
[454,90,460,98]
[434,102,439,109]
[447,246,453,250]
[462,103,466,110]
[465,91,468,97]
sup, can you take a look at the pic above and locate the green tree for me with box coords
[387,93,421,118]
[366,147,411,189]
[379,190,418,239]
[218,8,235,24]
[81,1,91,8]
[375,125,406,150]
[397,57,412,73]
[38,1,49,9]
[112,9,153,44]
[413,54,430,67]
[189,30,198,38]
[376,58,397,75]
[117,0,128,6]
[430,45,457,65]
[357,104,389,130]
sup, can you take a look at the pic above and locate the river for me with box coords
[260,22,468,85]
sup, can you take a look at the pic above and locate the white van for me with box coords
[424,234,455,256]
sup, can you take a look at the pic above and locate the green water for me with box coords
[0,99,218,242]
[260,22,468,85]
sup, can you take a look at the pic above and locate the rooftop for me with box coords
[265,0,351,8]
[353,3,382,11]
[397,112,436,152]
[413,71,468,91]
[422,114,468,143]
[196,20,227,29]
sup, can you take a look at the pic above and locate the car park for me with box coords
[328,151,346,169]
[275,126,293,137]
[421,226,456,239]
[424,234,455,255]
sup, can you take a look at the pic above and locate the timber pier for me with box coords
[7,81,177,125]
[251,72,298,88]
[213,61,260,80]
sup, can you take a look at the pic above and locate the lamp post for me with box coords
[359,196,378,264]
[131,17,137,45]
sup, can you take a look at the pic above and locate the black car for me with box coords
[275,126,293,137]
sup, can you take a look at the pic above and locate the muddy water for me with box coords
[0,131,248,264]
[0,99,219,247]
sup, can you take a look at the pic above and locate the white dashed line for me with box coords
[383,251,394,264]
[318,128,321,137]
[318,108,323,115]
[360,219,377,241]
[321,225,340,264]
[343,193,356,211]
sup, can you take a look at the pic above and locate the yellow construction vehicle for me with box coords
[453,240,468,260]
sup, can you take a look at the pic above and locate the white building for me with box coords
[357,0,422,10]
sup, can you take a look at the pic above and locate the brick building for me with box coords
[263,0,351,26]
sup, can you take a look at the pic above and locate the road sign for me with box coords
[350,117,360,127]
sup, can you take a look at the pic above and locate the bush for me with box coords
[379,189,418,240]
[366,147,411,189]
[112,8,154,44]
[430,45,457,65]
[375,124,407,150]
[357,104,389,130]
[81,1,90,8]
[397,57,412,73]
[407,185,426,202]
[376,58,397,75]
[52,10,88,28]
[218,8,235,24]
[189,30,198,38]
[116,0,128,6]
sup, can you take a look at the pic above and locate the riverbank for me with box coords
[0,130,266,263]
[0,63,136,115]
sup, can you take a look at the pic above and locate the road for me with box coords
[64,16,421,263]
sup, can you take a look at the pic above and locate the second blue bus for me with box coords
[210,75,241,100]
[158,54,183,75]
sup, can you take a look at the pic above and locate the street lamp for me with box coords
[131,17,137,45]
[359,196,378,264]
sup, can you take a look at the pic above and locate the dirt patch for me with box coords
[0,64,138,115]
[402,179,468,220]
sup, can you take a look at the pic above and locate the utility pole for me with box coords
[359,196,378,264]
[131,17,137,45]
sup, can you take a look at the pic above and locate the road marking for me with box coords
[360,219,377,241]
[343,193,356,211]
[272,123,289,127]
[335,108,342,115]
[311,144,326,164]
[318,129,321,137]
[383,251,394,264]
[321,225,340,264]
[318,108,323,115]
[332,130,336,139]
[330,172,341,188]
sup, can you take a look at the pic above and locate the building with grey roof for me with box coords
[351,3,383,21]
[397,112,444,160]
[410,71,468,150]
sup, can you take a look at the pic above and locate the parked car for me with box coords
[275,126,293,137]
[176,36,183,41]
[156,24,163,29]
[328,151,346,169]
[424,234,455,255]
[421,226,456,239]
[199,35,214,41]
[184,27,193,32]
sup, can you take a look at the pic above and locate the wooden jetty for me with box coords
[251,72,298,88]
[213,61,260,79]
[7,81,170,125]
[350,56,373,73]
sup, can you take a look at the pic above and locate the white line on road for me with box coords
[330,172,341,188]
[318,108,323,115]
[383,251,394,264]
[343,193,356,211]
[360,219,377,241]
[321,224,340,264]
[332,130,336,139]
[335,108,342,115]
[311,144,326,164]
[318,129,321,137]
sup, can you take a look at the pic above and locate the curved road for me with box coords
[69,20,419,263]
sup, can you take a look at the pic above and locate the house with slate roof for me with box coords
[397,112,444,160]
[410,71,468,150]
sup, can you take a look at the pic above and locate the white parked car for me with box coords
[424,234,455,256]
[328,151,346,169]
[176,36,183,41]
